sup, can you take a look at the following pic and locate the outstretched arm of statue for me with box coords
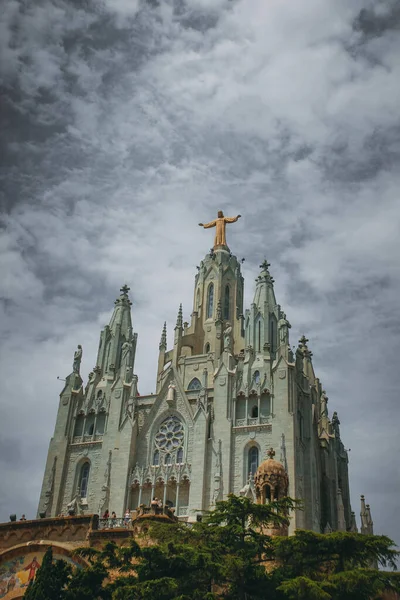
[224,215,241,223]
[199,220,217,228]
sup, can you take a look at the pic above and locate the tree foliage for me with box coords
[23,496,400,600]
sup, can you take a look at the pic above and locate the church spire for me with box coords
[245,259,279,355]
[95,284,135,379]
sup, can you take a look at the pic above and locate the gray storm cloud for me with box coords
[0,0,399,552]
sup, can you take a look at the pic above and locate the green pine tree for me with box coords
[24,546,71,600]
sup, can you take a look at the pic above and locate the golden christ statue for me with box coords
[199,211,241,249]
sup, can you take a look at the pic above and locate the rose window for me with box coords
[154,416,184,455]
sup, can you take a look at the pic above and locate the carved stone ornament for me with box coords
[115,389,122,398]
[62,397,69,405]
[193,364,199,371]
[278,370,286,379]
[219,376,226,386]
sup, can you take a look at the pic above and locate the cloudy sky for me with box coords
[1,0,399,549]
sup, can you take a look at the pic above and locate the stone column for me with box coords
[138,485,143,506]
[257,395,261,423]
[175,482,180,516]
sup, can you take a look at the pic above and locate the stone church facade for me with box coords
[38,215,355,534]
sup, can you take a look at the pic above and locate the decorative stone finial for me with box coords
[120,284,130,295]
[267,447,276,459]
[260,259,271,271]
[299,335,309,347]
[216,299,222,321]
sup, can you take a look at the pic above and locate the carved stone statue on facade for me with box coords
[167,384,176,406]
[199,211,241,249]
[73,345,82,374]
[67,489,82,516]
[121,339,132,370]
[278,312,291,345]
[223,322,233,351]
[320,391,328,418]
[332,411,341,438]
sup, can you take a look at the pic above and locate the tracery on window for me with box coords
[188,377,201,391]
[154,416,184,462]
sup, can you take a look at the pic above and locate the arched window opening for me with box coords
[96,412,106,435]
[177,448,183,464]
[153,451,159,466]
[258,320,261,352]
[205,343,210,354]
[165,453,172,466]
[224,285,230,320]
[270,319,275,353]
[264,484,271,503]
[207,283,214,319]
[85,414,95,436]
[254,370,260,385]
[188,377,201,391]
[196,288,201,311]
[248,447,259,478]
[79,463,90,498]
[251,405,258,418]
[97,390,102,399]
[74,414,84,437]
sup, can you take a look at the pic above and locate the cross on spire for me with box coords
[260,259,271,271]
[267,447,275,459]
[120,284,130,295]
[299,335,309,346]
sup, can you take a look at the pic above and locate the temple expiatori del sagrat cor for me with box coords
[37,210,370,535]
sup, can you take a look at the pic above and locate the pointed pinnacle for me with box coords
[159,322,167,350]
[175,304,183,329]
[216,299,222,321]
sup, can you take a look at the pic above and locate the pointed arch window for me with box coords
[258,320,261,352]
[248,447,259,478]
[74,414,84,437]
[254,370,260,385]
[177,448,183,464]
[251,405,258,418]
[95,411,106,435]
[223,285,230,320]
[188,377,201,391]
[153,416,184,461]
[207,283,214,319]
[270,319,275,353]
[205,343,210,354]
[79,462,90,498]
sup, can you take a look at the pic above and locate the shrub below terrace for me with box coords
[24,495,400,600]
